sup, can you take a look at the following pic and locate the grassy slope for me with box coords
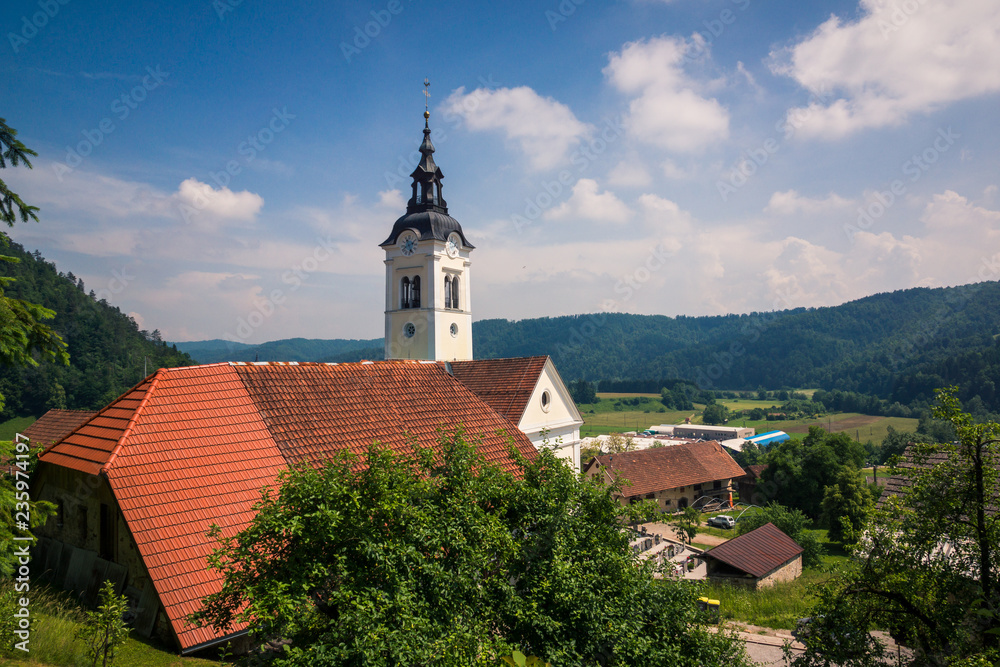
[0,585,221,667]
[0,417,36,441]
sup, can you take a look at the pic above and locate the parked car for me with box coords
[707,515,735,529]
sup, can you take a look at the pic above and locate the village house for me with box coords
[583,440,746,510]
[448,356,583,471]
[31,361,540,653]
[701,522,803,589]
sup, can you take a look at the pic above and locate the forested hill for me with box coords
[174,280,1000,414]
[0,242,193,419]
[474,281,1000,413]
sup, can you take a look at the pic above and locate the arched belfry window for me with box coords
[401,277,411,309]
[411,276,421,308]
[444,276,452,309]
[451,276,460,310]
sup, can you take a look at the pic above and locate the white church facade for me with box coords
[380,106,584,470]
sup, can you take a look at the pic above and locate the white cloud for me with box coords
[544,179,633,224]
[604,35,730,152]
[764,190,855,215]
[443,86,591,171]
[174,178,264,222]
[770,0,1000,139]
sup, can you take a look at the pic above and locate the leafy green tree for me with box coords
[193,430,752,667]
[0,119,64,575]
[820,467,873,545]
[762,427,865,520]
[669,505,701,545]
[0,119,68,411]
[76,580,129,667]
[569,379,596,404]
[736,503,823,568]
[792,388,1000,665]
[702,403,728,425]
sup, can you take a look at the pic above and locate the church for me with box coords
[26,106,583,654]
[378,104,583,469]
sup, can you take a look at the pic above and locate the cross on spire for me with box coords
[423,78,431,119]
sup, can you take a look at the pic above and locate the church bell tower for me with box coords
[380,85,474,361]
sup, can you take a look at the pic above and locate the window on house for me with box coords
[411,276,421,308]
[99,503,115,561]
[645,493,655,500]
[713,480,722,490]
[444,276,452,309]
[664,499,672,506]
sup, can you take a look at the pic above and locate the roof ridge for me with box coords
[101,368,166,473]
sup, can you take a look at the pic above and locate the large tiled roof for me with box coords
[703,522,803,578]
[19,409,98,448]
[587,440,745,497]
[447,356,548,423]
[878,444,999,513]
[38,361,537,651]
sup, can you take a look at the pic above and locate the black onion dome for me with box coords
[380,211,475,248]
[380,106,473,249]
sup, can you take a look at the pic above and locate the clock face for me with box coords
[400,234,417,256]
[446,233,460,258]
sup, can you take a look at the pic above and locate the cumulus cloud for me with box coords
[604,35,730,151]
[443,86,591,170]
[174,178,264,222]
[544,179,633,224]
[770,0,1000,139]
[764,190,855,215]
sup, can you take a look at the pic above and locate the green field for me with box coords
[580,394,918,443]
[0,416,36,442]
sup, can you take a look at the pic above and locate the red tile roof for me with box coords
[702,522,803,578]
[38,361,537,651]
[447,356,548,423]
[19,409,98,448]
[586,441,745,497]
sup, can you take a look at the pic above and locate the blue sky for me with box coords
[3,0,999,343]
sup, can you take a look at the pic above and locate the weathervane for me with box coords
[423,77,431,119]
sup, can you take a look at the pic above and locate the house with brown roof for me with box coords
[31,360,539,654]
[736,464,769,505]
[19,409,98,448]
[448,356,583,470]
[583,441,746,511]
[701,522,803,589]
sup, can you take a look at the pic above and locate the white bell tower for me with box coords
[380,96,474,362]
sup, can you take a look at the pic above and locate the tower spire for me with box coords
[408,78,447,214]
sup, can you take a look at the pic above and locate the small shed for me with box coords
[702,522,803,589]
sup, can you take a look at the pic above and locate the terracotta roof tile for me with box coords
[587,441,745,497]
[20,409,98,448]
[447,356,548,423]
[702,522,803,578]
[39,360,538,651]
